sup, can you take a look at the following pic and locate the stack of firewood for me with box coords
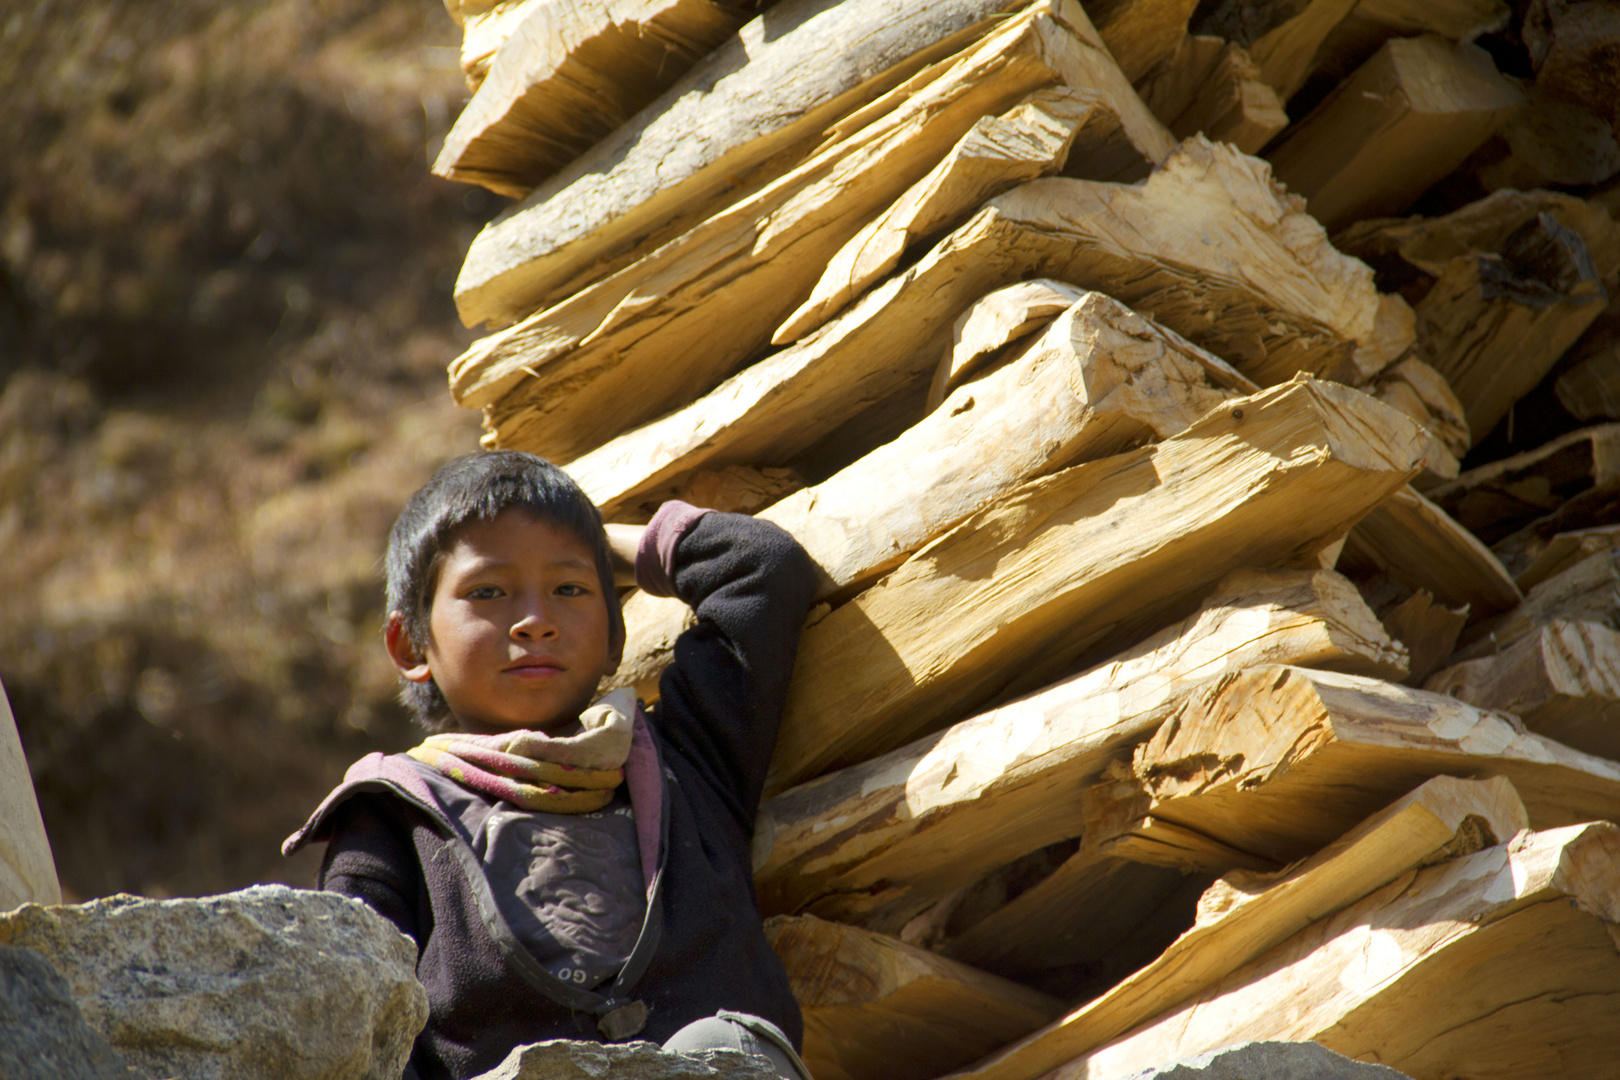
[431,0,1620,1077]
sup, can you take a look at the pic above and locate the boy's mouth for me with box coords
[505,656,565,676]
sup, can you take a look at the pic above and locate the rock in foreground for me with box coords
[480,1039,782,1080]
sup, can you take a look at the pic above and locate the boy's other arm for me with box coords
[636,502,818,821]
[318,798,424,953]
[605,524,646,588]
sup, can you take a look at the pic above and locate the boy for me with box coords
[283,451,818,1080]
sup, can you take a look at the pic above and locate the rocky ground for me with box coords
[0,0,495,899]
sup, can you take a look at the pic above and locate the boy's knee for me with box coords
[662,1011,811,1080]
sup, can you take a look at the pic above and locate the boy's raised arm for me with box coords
[605,523,646,588]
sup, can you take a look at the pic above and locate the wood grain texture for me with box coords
[1266,35,1521,232]
[607,291,1249,702]
[454,0,1026,327]
[1191,0,1362,101]
[1035,822,1620,1080]
[764,378,1424,795]
[435,0,755,197]
[1428,424,1620,546]
[765,915,1062,1080]
[1456,549,1620,664]
[1083,664,1620,869]
[953,775,1528,1080]
[0,679,60,909]
[1371,356,1468,483]
[1379,588,1468,684]
[1136,36,1287,155]
[752,568,1407,932]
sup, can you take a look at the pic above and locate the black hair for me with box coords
[384,450,625,730]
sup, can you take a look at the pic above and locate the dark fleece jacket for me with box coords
[283,503,818,1080]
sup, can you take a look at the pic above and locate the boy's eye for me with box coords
[467,585,503,600]
[555,583,590,597]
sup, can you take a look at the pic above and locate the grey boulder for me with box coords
[0,884,427,1080]
[477,1039,783,1079]
[0,945,143,1080]
[1121,1041,1415,1079]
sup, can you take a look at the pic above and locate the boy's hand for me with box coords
[605,524,647,588]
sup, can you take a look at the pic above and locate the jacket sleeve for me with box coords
[317,797,425,955]
[636,501,818,824]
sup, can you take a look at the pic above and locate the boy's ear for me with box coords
[385,612,434,684]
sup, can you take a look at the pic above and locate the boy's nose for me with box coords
[510,602,559,639]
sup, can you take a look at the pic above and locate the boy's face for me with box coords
[394,509,617,736]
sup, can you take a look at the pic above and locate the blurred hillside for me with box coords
[0,0,494,898]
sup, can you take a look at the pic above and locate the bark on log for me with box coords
[607,292,1248,701]
[1340,484,1522,618]
[1136,37,1287,156]
[1265,35,1522,233]
[752,568,1407,932]
[1083,665,1620,871]
[434,0,757,198]
[1379,588,1468,683]
[458,5,1172,460]
[453,0,1026,327]
[1029,822,1620,1080]
[1426,620,1620,762]
[776,89,1106,345]
[764,915,1063,1080]
[1428,424,1620,545]
[765,378,1424,795]
[952,775,1528,1080]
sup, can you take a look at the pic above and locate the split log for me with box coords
[752,568,1408,931]
[763,915,1062,1080]
[452,0,1026,327]
[1371,356,1469,473]
[1083,0,1198,82]
[1515,524,1620,592]
[1554,302,1620,422]
[607,292,1248,700]
[1311,0,1509,82]
[1454,549,1620,663]
[1427,424,1620,545]
[1264,35,1522,233]
[1340,484,1522,618]
[926,281,1087,413]
[765,378,1424,795]
[1470,87,1620,193]
[1426,620,1620,762]
[776,89,1104,345]
[1336,190,1620,442]
[954,775,1528,1080]
[446,0,545,90]
[1083,665,1620,871]
[1524,0,1620,127]
[1190,0,1363,102]
[1379,589,1468,683]
[0,678,60,910]
[434,0,758,198]
[1493,490,1620,583]
[1018,822,1620,1080]
[567,137,1383,503]
[1135,37,1287,155]
[459,4,1176,459]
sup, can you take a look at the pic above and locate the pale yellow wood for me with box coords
[1033,822,1620,1080]
[607,292,1250,701]
[435,0,754,197]
[776,89,1100,346]
[1265,35,1521,233]
[1515,524,1620,592]
[1341,484,1522,617]
[1428,424,1620,545]
[1351,292,1416,384]
[764,915,1062,1080]
[1379,588,1468,683]
[453,0,1026,328]
[1427,620,1620,761]
[1083,665,1620,868]
[1084,0,1198,82]
[926,281,1088,413]
[0,677,59,911]
[1137,37,1286,156]
[1457,549,1620,664]
[1371,356,1469,484]
[954,775,1528,1080]
[453,0,546,89]
[457,4,1171,461]
[1337,189,1620,443]
[752,568,1408,932]
[765,379,1424,795]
